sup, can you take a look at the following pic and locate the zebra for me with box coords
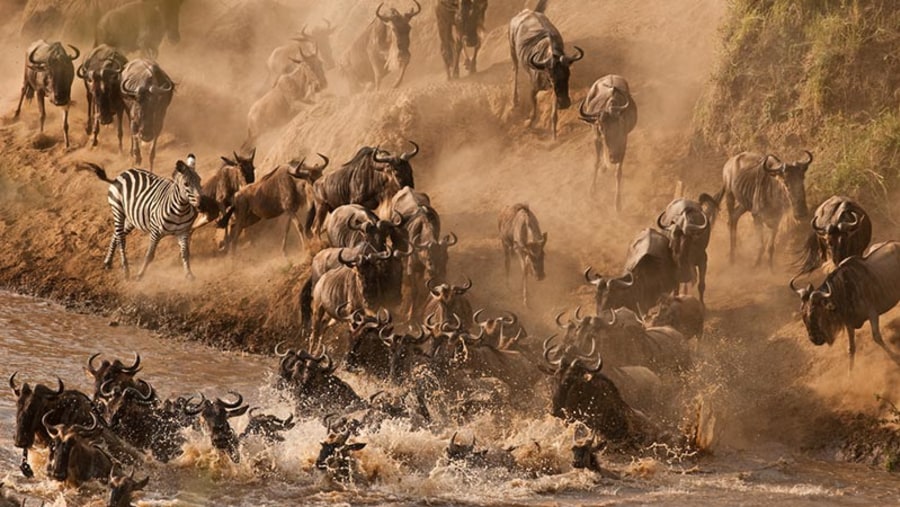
[77,154,202,280]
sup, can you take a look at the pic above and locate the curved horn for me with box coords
[606,309,618,327]
[529,51,550,70]
[584,266,603,285]
[336,302,354,320]
[123,352,141,374]
[400,140,419,161]
[555,310,568,329]
[837,210,861,233]
[9,372,20,396]
[87,353,102,376]
[811,214,827,235]
[27,44,43,67]
[318,353,335,374]
[274,341,292,357]
[426,279,441,297]
[314,153,330,170]
[657,211,670,230]
[441,232,458,247]
[42,410,64,439]
[183,393,207,415]
[338,248,358,267]
[789,275,811,300]
[564,45,584,64]
[500,311,517,326]
[53,377,65,395]
[763,154,784,174]
[800,150,813,166]
[578,98,601,123]
[72,412,100,435]
[683,210,709,234]
[542,335,562,368]
[76,62,86,79]
[372,146,394,164]
[375,3,391,22]
[580,353,603,373]
[473,308,488,326]
[608,94,631,114]
[821,280,833,300]
[609,271,635,289]
[454,276,472,293]
[218,391,244,409]
[407,0,422,18]
[67,44,80,61]
[99,378,118,398]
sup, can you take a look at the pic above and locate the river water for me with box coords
[1,290,898,506]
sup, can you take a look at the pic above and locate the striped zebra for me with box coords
[77,154,202,280]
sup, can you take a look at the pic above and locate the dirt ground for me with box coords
[1,0,899,466]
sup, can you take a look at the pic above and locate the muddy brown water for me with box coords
[1,290,899,506]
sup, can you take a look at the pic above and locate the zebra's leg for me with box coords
[178,233,194,280]
[135,232,161,281]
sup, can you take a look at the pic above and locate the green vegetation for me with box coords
[694,0,900,220]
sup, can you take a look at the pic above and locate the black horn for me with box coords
[400,140,419,161]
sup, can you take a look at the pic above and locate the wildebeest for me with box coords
[791,241,900,369]
[508,0,583,139]
[542,337,644,443]
[277,347,365,416]
[194,148,257,232]
[645,294,705,339]
[308,142,419,235]
[315,428,366,483]
[578,75,638,209]
[15,40,80,148]
[239,408,296,443]
[10,374,95,478]
[84,351,142,400]
[247,47,328,142]
[446,431,518,470]
[717,150,813,267]
[119,58,174,170]
[341,1,422,91]
[76,155,202,280]
[323,204,397,250]
[436,0,488,79]
[498,203,547,306]
[656,197,715,303]
[43,412,114,485]
[423,278,474,330]
[585,228,677,316]
[268,21,337,81]
[95,0,185,58]
[108,469,149,507]
[570,423,618,478]
[797,195,872,275]
[77,44,128,150]
[99,379,183,461]
[472,308,525,350]
[223,154,329,256]
[183,392,249,463]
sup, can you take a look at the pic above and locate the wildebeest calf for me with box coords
[499,203,547,307]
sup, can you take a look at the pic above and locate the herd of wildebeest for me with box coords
[7,0,900,505]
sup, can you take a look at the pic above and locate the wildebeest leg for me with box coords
[502,243,511,287]
[614,162,623,213]
[767,222,778,271]
[149,136,159,172]
[62,105,70,148]
[510,44,518,106]
[869,313,900,366]
[528,88,539,128]
[131,132,141,166]
[846,326,856,371]
[116,111,124,153]
[521,268,529,307]
[697,254,708,304]
[37,90,46,133]
[591,133,604,196]
[752,217,765,267]
[393,63,409,89]
[14,83,29,118]
[85,90,94,135]
[468,43,481,75]
[550,100,559,140]
[178,233,194,280]
[452,38,462,79]
[135,232,161,280]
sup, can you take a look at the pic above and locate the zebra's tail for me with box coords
[75,162,116,183]
[534,0,549,13]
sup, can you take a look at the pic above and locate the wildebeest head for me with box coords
[10,373,64,449]
[183,392,248,459]
[221,148,257,187]
[375,1,422,67]
[85,352,142,400]
[578,83,633,164]
[378,324,431,383]
[288,153,330,183]
[427,276,472,304]
[28,41,79,106]
[530,46,584,109]
[120,61,174,142]
[339,247,394,307]
[412,230,456,282]
[571,423,603,470]
[584,267,636,314]
[315,427,366,482]
[159,0,185,44]
[173,154,203,208]
[78,52,125,125]
[791,276,842,346]
[521,231,547,281]
[294,21,337,70]
[279,346,337,391]
[810,196,870,267]
[108,468,149,507]
[43,411,102,481]
[447,431,479,461]
[290,44,328,94]
[473,308,523,350]
[457,0,488,48]
[373,140,419,188]
[240,408,296,443]
[100,379,157,427]
[764,150,813,220]
[657,203,710,273]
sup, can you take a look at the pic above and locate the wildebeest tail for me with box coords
[75,162,116,183]
[698,192,720,229]
[299,278,313,333]
[534,0,550,13]
[795,230,823,275]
